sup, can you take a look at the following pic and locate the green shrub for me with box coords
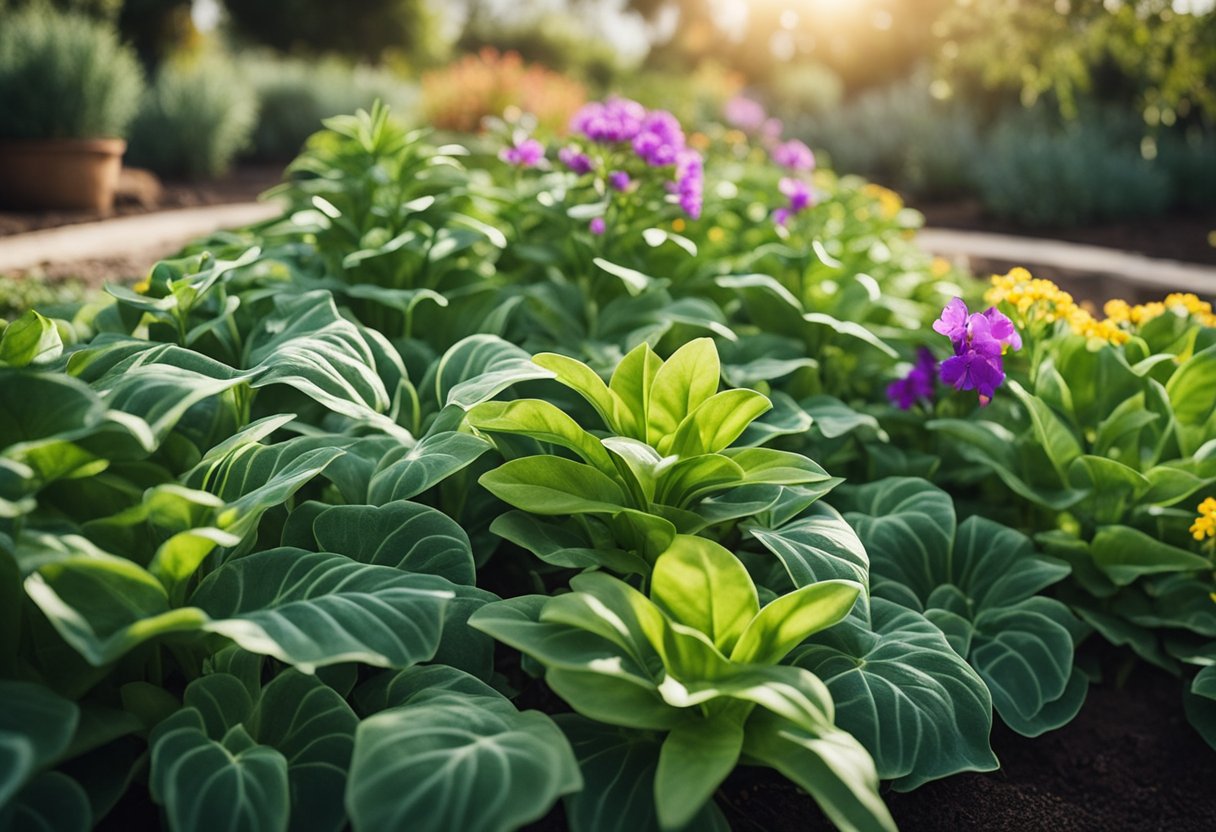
[803,72,982,200]
[238,54,417,161]
[974,108,1172,227]
[766,61,843,129]
[1158,127,1216,212]
[127,56,258,179]
[0,6,143,139]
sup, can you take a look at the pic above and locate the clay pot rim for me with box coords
[0,137,127,155]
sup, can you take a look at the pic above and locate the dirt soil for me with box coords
[0,165,282,238]
[917,198,1216,267]
[717,662,1216,832]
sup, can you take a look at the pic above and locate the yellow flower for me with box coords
[930,257,952,278]
[688,131,711,151]
[132,278,151,294]
[1103,299,1132,324]
[707,226,726,243]
[671,218,686,233]
[861,183,902,219]
[1193,497,1216,542]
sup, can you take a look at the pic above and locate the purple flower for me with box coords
[933,298,1021,405]
[772,139,815,172]
[773,177,815,225]
[589,217,606,235]
[608,170,631,191]
[724,96,767,132]
[887,347,939,410]
[675,150,703,219]
[570,97,646,144]
[500,136,545,168]
[559,145,593,174]
[762,118,784,144]
[632,110,685,166]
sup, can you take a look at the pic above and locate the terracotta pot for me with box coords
[0,138,127,213]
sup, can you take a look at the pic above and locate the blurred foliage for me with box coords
[974,106,1173,227]
[0,4,144,139]
[0,273,91,321]
[421,48,586,134]
[0,0,122,19]
[457,5,624,87]
[766,62,844,131]
[237,53,418,161]
[614,61,743,129]
[938,0,1216,123]
[128,54,258,178]
[117,0,196,68]
[221,0,447,65]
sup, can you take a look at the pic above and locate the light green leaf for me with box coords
[479,456,630,515]
[668,389,772,457]
[647,339,720,443]
[731,580,860,665]
[366,431,490,503]
[654,716,743,831]
[467,399,613,472]
[0,311,63,367]
[746,502,871,588]
[1089,525,1211,585]
[651,536,759,655]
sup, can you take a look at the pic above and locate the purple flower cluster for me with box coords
[499,136,545,168]
[933,298,1022,405]
[570,97,646,144]
[675,150,704,220]
[558,145,593,175]
[567,96,701,219]
[887,348,939,410]
[772,139,815,172]
[724,96,767,133]
[633,111,685,166]
[773,177,814,227]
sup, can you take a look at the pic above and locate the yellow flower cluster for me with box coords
[861,183,903,220]
[986,269,1216,345]
[985,268,1079,325]
[1192,497,1216,542]
[1103,294,1216,328]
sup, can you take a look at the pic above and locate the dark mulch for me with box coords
[918,198,1216,267]
[0,165,283,238]
[717,662,1216,832]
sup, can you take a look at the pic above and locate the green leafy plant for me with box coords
[468,338,834,575]
[0,6,144,140]
[470,534,895,832]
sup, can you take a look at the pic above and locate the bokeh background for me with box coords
[1,0,1213,247]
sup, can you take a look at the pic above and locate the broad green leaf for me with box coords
[150,710,290,832]
[246,290,391,421]
[1184,666,1216,751]
[1007,381,1083,484]
[1089,525,1211,585]
[193,549,454,672]
[429,335,554,411]
[366,431,490,503]
[801,395,883,440]
[488,511,650,575]
[730,580,860,665]
[556,716,731,832]
[802,312,898,359]
[0,681,79,807]
[346,692,581,832]
[467,399,613,472]
[479,456,630,515]
[651,536,759,654]
[594,257,651,295]
[609,342,662,437]
[742,708,895,832]
[0,310,63,367]
[722,447,832,487]
[647,339,720,443]
[654,716,744,831]
[533,352,633,435]
[745,502,870,589]
[667,389,772,457]
[1,771,91,832]
[300,502,475,584]
[791,600,997,791]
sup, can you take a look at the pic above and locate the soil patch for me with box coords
[917,198,1216,267]
[717,662,1216,831]
[0,165,282,238]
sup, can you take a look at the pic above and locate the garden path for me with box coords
[919,227,1216,303]
[0,204,1212,302]
[0,201,281,275]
